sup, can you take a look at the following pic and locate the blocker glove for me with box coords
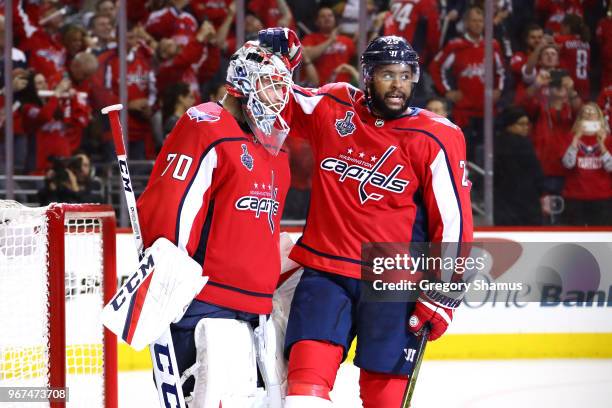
[258,27,303,71]
[408,290,461,341]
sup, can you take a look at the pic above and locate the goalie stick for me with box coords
[102,104,187,408]
[401,324,431,408]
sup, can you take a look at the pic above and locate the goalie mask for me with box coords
[227,42,293,156]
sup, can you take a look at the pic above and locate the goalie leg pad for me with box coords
[359,369,408,408]
[287,340,343,400]
[190,318,263,408]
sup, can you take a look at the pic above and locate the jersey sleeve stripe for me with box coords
[393,127,464,242]
[440,52,455,92]
[174,137,249,253]
[430,149,461,242]
[177,148,217,253]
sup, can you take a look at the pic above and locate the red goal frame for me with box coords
[46,204,117,408]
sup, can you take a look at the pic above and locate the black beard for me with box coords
[368,84,411,119]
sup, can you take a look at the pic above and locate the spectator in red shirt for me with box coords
[429,6,504,163]
[16,71,70,173]
[215,5,265,56]
[302,7,356,84]
[19,3,67,88]
[535,0,583,34]
[156,20,217,104]
[510,23,545,104]
[561,102,612,225]
[190,0,233,26]
[382,0,440,65]
[554,14,591,101]
[145,0,198,46]
[522,68,582,202]
[248,0,293,30]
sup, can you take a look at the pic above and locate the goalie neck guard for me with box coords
[226,41,293,156]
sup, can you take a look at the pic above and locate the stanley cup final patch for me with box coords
[335,111,357,137]
[241,144,254,171]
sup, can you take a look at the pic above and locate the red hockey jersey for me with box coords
[430,35,505,127]
[301,33,356,84]
[137,103,290,314]
[562,135,612,200]
[554,33,590,100]
[285,83,473,279]
[19,28,66,88]
[535,0,583,33]
[157,37,207,103]
[145,6,198,46]
[190,0,233,27]
[383,0,440,64]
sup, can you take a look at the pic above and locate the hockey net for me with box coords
[0,201,117,407]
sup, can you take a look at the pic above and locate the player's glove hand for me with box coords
[258,27,302,71]
[408,291,460,341]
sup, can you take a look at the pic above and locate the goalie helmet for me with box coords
[226,41,293,156]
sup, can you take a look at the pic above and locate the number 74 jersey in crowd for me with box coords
[284,83,474,279]
[137,102,290,314]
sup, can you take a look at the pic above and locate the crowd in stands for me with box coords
[0,0,610,226]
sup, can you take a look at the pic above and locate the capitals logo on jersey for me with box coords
[320,145,409,204]
[234,171,279,233]
[335,111,357,137]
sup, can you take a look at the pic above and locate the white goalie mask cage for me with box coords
[227,42,293,156]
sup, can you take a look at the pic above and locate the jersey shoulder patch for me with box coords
[185,102,222,123]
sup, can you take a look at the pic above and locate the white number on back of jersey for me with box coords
[459,160,469,187]
[576,49,588,80]
[390,2,414,31]
[162,153,193,181]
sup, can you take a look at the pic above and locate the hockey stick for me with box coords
[401,324,431,408]
[102,104,187,408]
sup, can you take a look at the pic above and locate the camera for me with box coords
[549,69,568,88]
[47,156,72,185]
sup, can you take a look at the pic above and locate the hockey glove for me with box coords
[258,27,302,71]
[408,290,461,341]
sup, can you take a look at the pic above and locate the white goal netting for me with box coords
[0,201,115,407]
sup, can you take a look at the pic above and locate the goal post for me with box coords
[0,202,118,408]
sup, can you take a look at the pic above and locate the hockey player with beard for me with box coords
[258,30,473,407]
[135,36,301,406]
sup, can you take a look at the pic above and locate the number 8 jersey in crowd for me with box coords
[285,83,474,279]
[137,102,290,314]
